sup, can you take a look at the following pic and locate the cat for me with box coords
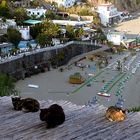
[105,106,126,122]
[11,96,40,112]
[11,96,23,111]
[40,104,65,128]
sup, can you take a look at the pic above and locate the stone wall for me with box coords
[0,42,101,80]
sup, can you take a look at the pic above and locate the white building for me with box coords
[26,8,47,18]
[51,0,76,8]
[98,4,121,26]
[18,26,30,40]
[52,20,92,27]
[107,31,127,46]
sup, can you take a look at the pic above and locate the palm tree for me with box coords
[36,20,61,47]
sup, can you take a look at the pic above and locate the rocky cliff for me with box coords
[113,0,140,12]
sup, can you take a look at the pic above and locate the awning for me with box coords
[23,19,42,25]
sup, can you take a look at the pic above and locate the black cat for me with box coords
[11,96,40,112]
[40,104,65,128]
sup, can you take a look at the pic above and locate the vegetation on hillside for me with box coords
[0,73,18,96]
[128,107,140,112]
[7,28,22,47]
[0,0,11,18]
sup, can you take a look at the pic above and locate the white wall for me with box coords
[107,32,127,45]
[26,8,46,18]
[55,0,75,8]
[98,4,120,26]
[99,13,108,26]
[18,26,30,40]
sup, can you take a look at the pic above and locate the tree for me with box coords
[0,34,8,43]
[36,20,61,47]
[92,12,101,27]
[30,23,44,39]
[7,28,22,47]
[0,0,10,18]
[107,41,114,48]
[36,33,49,47]
[0,73,17,96]
[13,8,29,25]
[65,25,75,39]
[74,28,85,40]
[45,10,55,20]
[30,0,40,7]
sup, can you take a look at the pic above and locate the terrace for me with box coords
[0,96,140,139]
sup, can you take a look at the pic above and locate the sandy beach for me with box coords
[16,50,140,108]
[16,15,140,109]
[113,11,140,38]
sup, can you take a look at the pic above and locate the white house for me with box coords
[51,0,76,8]
[26,8,47,18]
[97,4,121,26]
[52,20,92,27]
[18,26,30,40]
[107,31,127,46]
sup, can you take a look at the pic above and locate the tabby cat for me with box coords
[40,104,65,128]
[106,106,126,122]
[11,96,40,112]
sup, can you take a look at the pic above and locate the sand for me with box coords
[16,50,140,108]
[113,11,140,38]
[15,14,140,109]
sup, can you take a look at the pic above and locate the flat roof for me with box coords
[23,19,42,25]
[0,43,13,48]
[52,20,92,26]
[108,31,124,35]
[26,8,46,12]
[124,39,136,43]
[83,27,96,32]
[98,4,113,7]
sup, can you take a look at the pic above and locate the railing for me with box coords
[0,41,108,64]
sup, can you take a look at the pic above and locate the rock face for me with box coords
[114,0,140,12]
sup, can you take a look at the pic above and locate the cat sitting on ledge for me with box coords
[40,104,65,128]
[11,96,40,112]
[105,106,126,122]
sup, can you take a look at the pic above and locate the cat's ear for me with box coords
[122,109,127,114]
[119,110,123,113]
[120,109,126,114]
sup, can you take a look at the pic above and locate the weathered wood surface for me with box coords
[0,96,140,140]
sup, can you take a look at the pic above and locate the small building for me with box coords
[48,0,76,8]
[17,26,30,40]
[6,19,16,27]
[97,3,121,26]
[107,31,127,46]
[18,40,37,51]
[52,20,92,27]
[0,19,16,30]
[0,43,14,56]
[26,8,47,18]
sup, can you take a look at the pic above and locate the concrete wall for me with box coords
[0,42,101,80]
